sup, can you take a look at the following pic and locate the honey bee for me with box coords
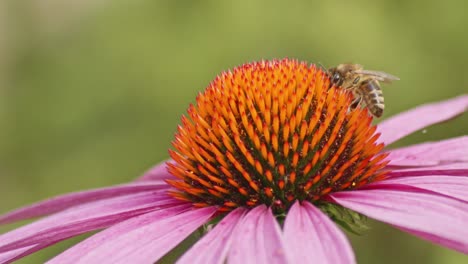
[327,64,399,118]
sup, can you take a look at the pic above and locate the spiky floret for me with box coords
[167,59,389,214]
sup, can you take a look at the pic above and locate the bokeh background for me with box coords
[1,0,467,263]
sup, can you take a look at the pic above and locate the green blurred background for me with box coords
[1,0,467,263]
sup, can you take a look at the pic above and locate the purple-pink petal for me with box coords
[0,181,168,225]
[330,187,468,254]
[283,201,356,264]
[387,136,468,166]
[177,207,247,264]
[388,167,468,177]
[137,160,176,182]
[0,241,59,264]
[377,95,468,145]
[229,205,289,264]
[47,204,191,263]
[0,244,37,264]
[0,191,178,253]
[399,227,468,255]
[374,175,468,202]
[48,206,216,264]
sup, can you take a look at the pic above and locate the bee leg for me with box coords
[346,97,362,114]
[349,96,362,110]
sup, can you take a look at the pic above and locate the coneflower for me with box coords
[1,59,467,264]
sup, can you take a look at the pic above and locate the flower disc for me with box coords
[167,59,388,214]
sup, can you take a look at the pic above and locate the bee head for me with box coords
[328,67,344,86]
[328,64,363,88]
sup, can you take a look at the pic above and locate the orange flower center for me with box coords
[166,59,389,214]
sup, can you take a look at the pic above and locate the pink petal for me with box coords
[389,167,468,177]
[388,136,468,166]
[374,175,468,202]
[0,191,178,253]
[377,95,468,145]
[47,204,191,263]
[0,244,37,264]
[330,187,468,253]
[49,206,216,264]
[0,241,58,264]
[283,201,355,264]
[137,160,175,181]
[399,227,468,254]
[177,207,247,264]
[0,181,168,225]
[229,205,289,264]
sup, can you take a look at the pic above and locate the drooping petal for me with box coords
[283,201,355,264]
[387,136,468,166]
[0,244,37,264]
[0,181,168,225]
[0,242,57,264]
[399,227,468,255]
[0,191,178,253]
[389,166,468,177]
[137,160,176,182]
[177,207,247,264]
[47,204,190,264]
[330,187,468,253]
[374,175,468,202]
[48,206,216,264]
[377,95,468,145]
[228,205,289,264]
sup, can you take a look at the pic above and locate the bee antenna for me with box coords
[316,62,328,71]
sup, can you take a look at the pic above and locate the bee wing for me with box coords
[354,70,400,83]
